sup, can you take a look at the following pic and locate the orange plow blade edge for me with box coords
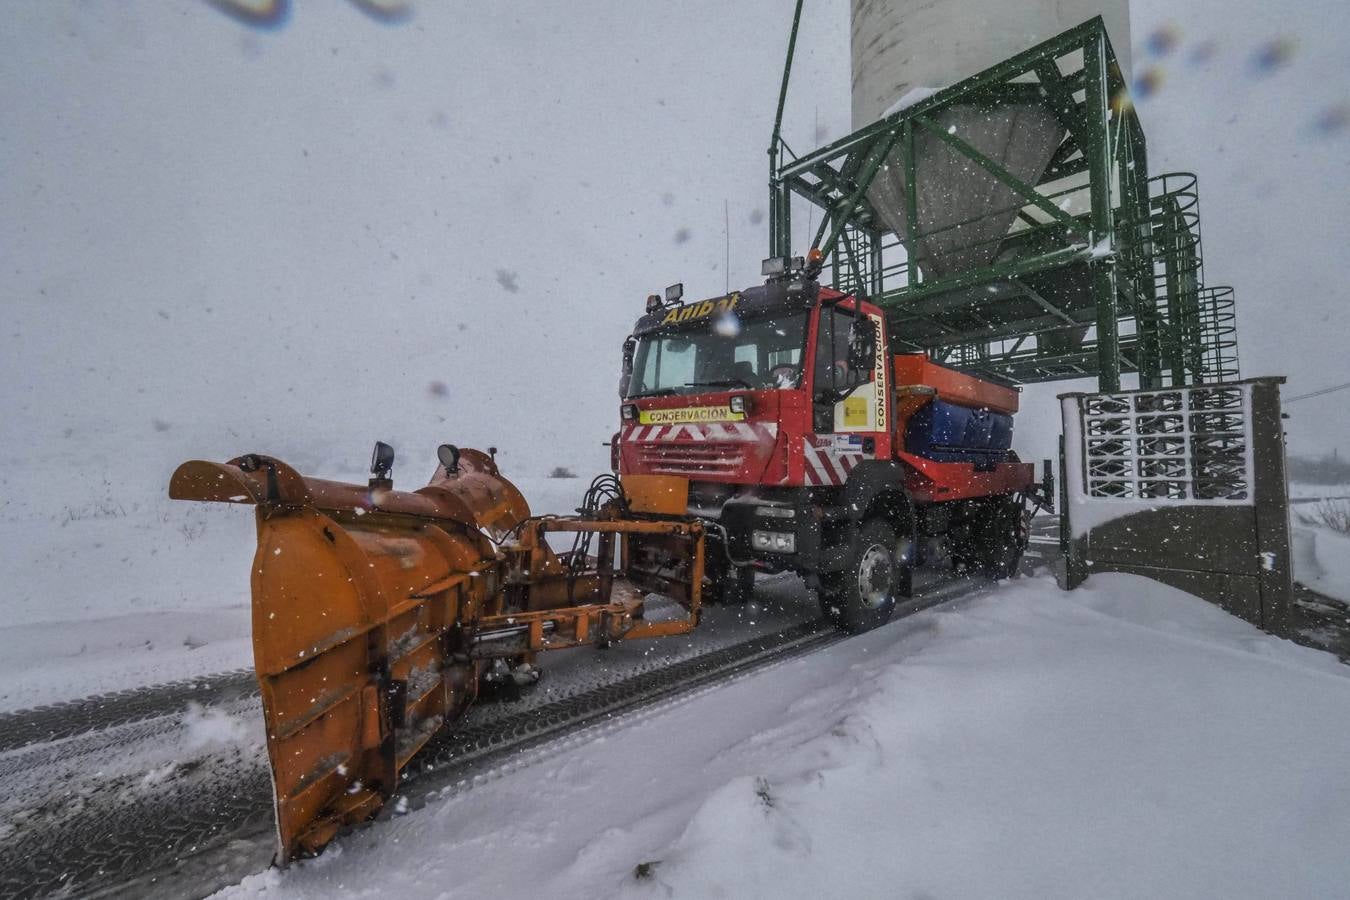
[170,450,703,863]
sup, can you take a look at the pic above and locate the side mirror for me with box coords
[437,443,461,476]
[370,441,395,479]
[847,319,877,373]
[619,336,636,397]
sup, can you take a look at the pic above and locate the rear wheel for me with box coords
[969,497,1028,580]
[819,519,904,634]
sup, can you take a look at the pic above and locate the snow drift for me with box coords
[218,573,1350,900]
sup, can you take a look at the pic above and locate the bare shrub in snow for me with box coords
[754,776,775,809]
[1307,499,1350,534]
[548,466,577,479]
[59,500,127,526]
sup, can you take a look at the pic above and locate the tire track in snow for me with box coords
[0,668,257,753]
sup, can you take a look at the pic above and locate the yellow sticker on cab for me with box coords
[843,396,869,426]
[638,406,745,425]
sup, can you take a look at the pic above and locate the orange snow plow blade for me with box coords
[170,448,703,863]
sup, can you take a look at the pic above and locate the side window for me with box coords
[662,339,696,388]
[814,306,873,394]
[851,318,877,384]
[634,342,659,394]
[812,307,839,396]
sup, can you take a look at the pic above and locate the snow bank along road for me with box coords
[221,573,1350,900]
[0,570,983,900]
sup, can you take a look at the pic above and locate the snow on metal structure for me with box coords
[1058,378,1292,636]
[769,11,1240,390]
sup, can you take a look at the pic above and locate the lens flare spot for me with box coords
[1250,36,1298,76]
[1188,39,1218,66]
[713,313,742,338]
[204,0,290,29]
[1144,24,1181,58]
[348,0,414,24]
[1312,103,1349,137]
[1133,66,1165,101]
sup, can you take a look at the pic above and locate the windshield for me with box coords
[628,310,808,397]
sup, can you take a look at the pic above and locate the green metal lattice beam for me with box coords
[765,15,1238,390]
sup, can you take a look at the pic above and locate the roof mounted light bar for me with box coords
[761,255,805,279]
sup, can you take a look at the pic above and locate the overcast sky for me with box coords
[2,0,1347,512]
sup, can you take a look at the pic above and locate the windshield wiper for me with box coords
[684,379,752,390]
[628,388,679,398]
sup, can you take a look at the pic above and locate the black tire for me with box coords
[819,519,903,634]
[977,499,1028,580]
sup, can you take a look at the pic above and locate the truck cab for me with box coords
[616,259,1036,631]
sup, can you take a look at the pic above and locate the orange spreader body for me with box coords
[892,353,1020,415]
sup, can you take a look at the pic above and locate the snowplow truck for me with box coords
[615,256,1045,632]
[167,259,1043,865]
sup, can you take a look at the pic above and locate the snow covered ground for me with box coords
[1294,524,1350,603]
[1,4,1347,890]
[3,0,1348,712]
[1289,486,1350,604]
[217,572,1350,900]
[0,472,587,711]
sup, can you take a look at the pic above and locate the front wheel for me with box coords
[819,519,904,634]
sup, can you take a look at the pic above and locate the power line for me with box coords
[1285,381,1350,403]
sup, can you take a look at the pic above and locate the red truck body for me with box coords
[617,286,1033,502]
[614,273,1037,619]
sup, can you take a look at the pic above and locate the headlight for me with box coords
[729,395,754,415]
[751,530,796,553]
[621,404,637,421]
[756,505,795,519]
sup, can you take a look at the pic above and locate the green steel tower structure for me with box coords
[769,13,1238,391]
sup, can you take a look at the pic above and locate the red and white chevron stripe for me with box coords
[620,422,778,443]
[803,448,864,486]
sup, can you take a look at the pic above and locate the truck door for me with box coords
[807,302,890,484]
